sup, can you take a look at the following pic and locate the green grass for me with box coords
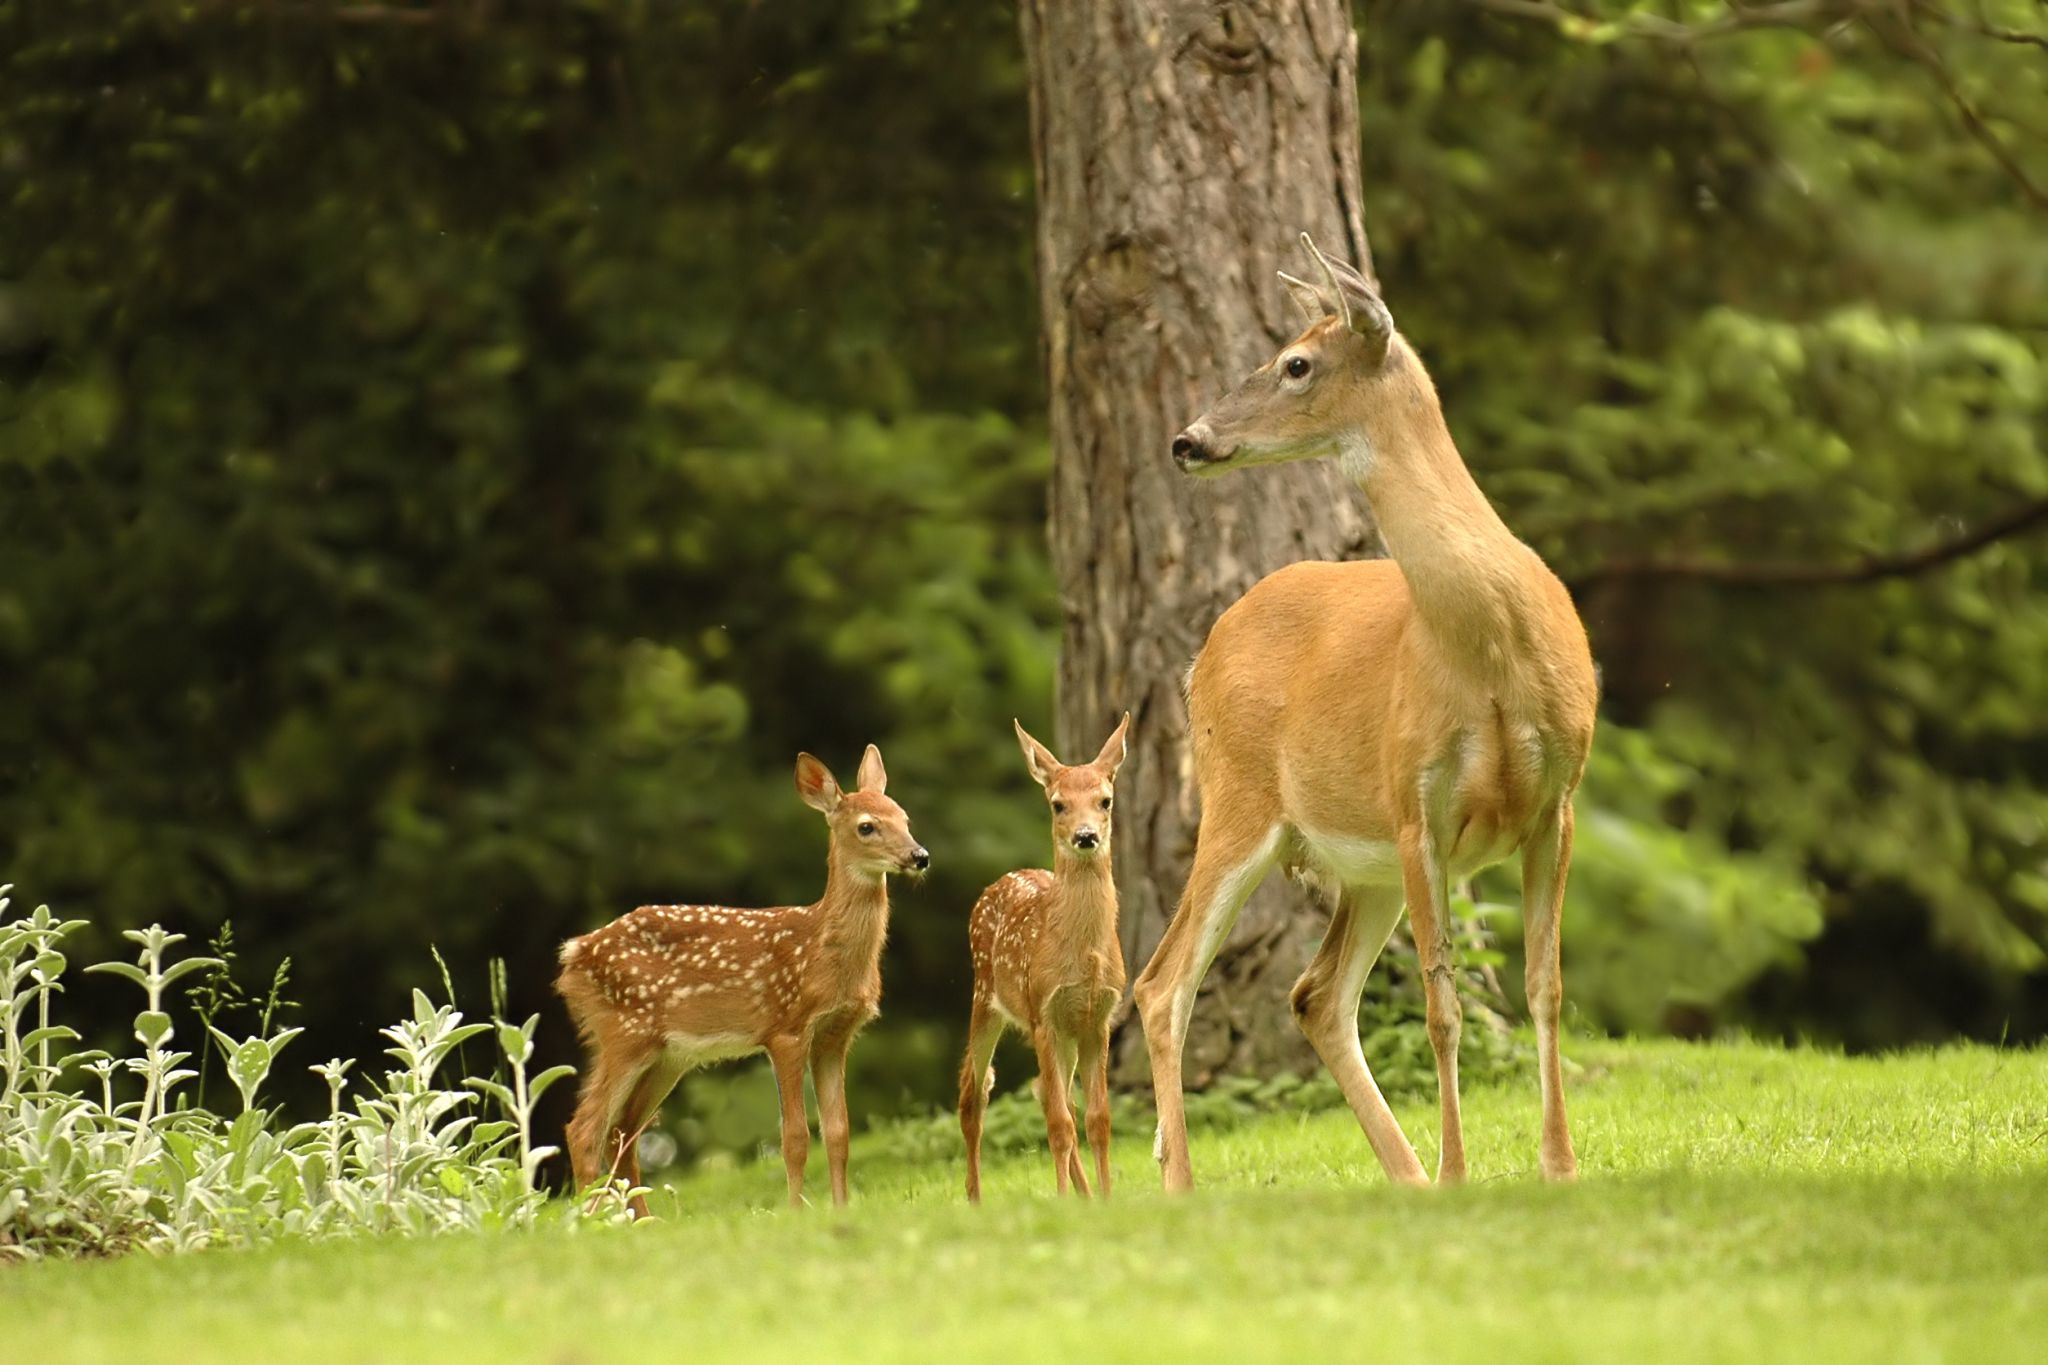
[7,1038,2047,1362]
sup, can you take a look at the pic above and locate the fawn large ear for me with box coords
[855,743,887,796]
[794,752,842,814]
[1013,719,1060,789]
[1092,711,1132,777]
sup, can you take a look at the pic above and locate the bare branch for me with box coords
[1567,494,2048,591]
[1464,0,2048,210]
[1878,12,2048,211]
[1461,0,1861,43]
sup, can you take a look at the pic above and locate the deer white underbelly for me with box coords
[1295,825,1403,888]
[661,1031,759,1071]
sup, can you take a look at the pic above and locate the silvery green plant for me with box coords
[0,891,623,1261]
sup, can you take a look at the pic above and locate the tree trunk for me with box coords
[1020,0,1381,1085]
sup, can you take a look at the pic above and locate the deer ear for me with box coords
[855,743,887,795]
[1324,254,1393,348]
[1278,270,1330,326]
[1092,711,1132,776]
[1013,719,1060,788]
[794,752,842,814]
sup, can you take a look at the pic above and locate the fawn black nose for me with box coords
[911,848,931,871]
[1170,432,1201,468]
[1073,829,1100,851]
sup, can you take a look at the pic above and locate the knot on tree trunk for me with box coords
[1067,234,1167,331]
[1181,4,1266,76]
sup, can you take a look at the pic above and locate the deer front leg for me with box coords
[767,1036,812,1208]
[1401,822,1466,1185]
[810,1016,861,1208]
[1078,1024,1114,1199]
[1031,1025,1085,1196]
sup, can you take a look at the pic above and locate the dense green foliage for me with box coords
[7,1038,2047,1360]
[1,0,2043,1158]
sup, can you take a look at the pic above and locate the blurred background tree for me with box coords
[1,0,2042,1168]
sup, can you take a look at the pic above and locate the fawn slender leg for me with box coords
[566,1039,658,1201]
[1289,883,1429,1184]
[1133,815,1282,1192]
[1078,1026,1114,1198]
[1522,801,1579,1181]
[1032,1024,1087,1196]
[959,993,1002,1203]
[767,1036,812,1208]
[1056,1033,1089,1194]
[1401,823,1466,1184]
[811,1016,861,1207]
[609,1049,689,1218]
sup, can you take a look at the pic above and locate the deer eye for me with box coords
[1285,355,1311,380]
[857,819,877,837]
[1099,797,1113,811]
[1051,800,1067,815]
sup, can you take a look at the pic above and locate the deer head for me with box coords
[1170,233,1418,485]
[1012,714,1131,858]
[794,745,929,877]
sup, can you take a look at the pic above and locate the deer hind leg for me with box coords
[1132,815,1282,1193]
[1522,801,1579,1181]
[1031,1024,1086,1196]
[1289,882,1428,1186]
[1400,822,1467,1185]
[566,1036,660,1209]
[958,992,1002,1203]
[767,1036,813,1209]
[610,1046,690,1218]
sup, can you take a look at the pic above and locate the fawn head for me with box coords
[1013,713,1131,859]
[794,745,929,878]
[1171,232,1407,481]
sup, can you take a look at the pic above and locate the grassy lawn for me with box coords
[6,1038,2046,1363]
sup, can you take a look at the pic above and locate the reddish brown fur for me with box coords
[1136,236,1597,1193]
[959,714,1130,1201]
[555,745,926,1213]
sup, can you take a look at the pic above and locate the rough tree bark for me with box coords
[1019,0,1381,1083]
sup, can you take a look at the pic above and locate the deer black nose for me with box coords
[1073,829,1100,850]
[912,848,931,871]
[1170,433,1200,468]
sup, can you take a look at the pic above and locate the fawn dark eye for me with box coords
[1051,800,1067,815]
[857,819,876,837]
[1099,797,1113,811]
[1285,355,1311,380]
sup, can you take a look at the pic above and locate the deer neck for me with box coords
[1047,848,1118,962]
[814,851,891,971]
[1353,396,1548,682]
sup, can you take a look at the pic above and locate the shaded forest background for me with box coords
[2,1,2044,1155]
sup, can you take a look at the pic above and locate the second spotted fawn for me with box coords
[555,746,928,1214]
[959,714,1131,1200]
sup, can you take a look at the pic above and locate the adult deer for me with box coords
[958,714,1131,1202]
[1133,234,1597,1193]
[555,746,928,1214]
